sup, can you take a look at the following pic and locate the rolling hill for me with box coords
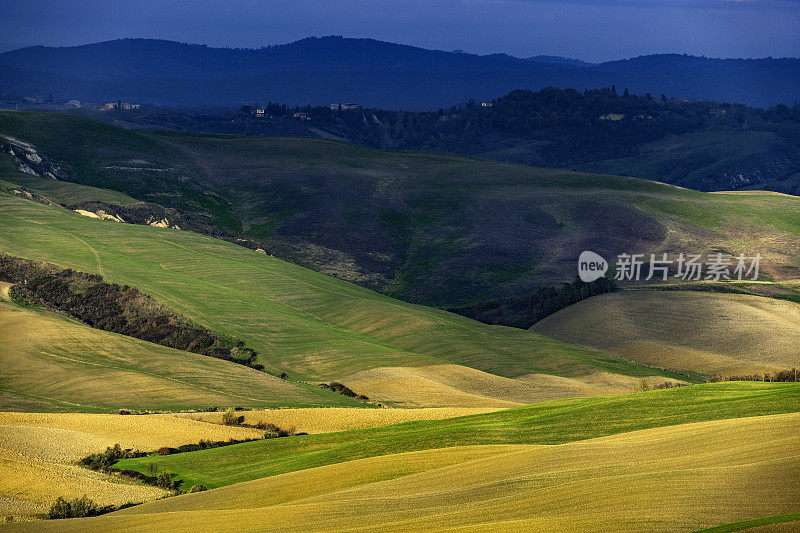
[113,382,800,489]
[0,295,354,412]
[12,383,795,532]
[1,111,800,309]
[1,165,685,409]
[0,412,264,519]
[533,290,800,379]
[1,110,800,531]
[103,414,800,533]
[0,37,798,107]
[276,87,800,194]
[581,129,800,192]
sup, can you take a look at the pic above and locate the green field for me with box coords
[114,381,800,489]
[2,111,800,308]
[694,512,800,532]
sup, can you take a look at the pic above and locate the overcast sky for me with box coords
[1,0,798,61]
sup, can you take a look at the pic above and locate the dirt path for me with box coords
[0,282,12,302]
[54,228,105,277]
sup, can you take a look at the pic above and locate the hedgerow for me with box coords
[0,254,263,370]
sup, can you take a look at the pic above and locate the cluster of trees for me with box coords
[453,277,617,329]
[48,496,137,519]
[639,380,689,391]
[155,436,260,456]
[711,368,800,383]
[49,496,98,519]
[261,423,301,439]
[219,408,304,437]
[221,408,246,426]
[0,255,263,370]
[117,468,181,491]
[318,382,369,402]
[80,444,146,472]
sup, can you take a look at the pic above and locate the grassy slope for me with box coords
[114,382,800,489]
[3,113,800,402]
[0,300,354,412]
[0,154,139,206]
[0,183,678,404]
[1,112,799,308]
[533,290,800,378]
[13,412,800,532]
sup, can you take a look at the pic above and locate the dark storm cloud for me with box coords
[0,0,797,61]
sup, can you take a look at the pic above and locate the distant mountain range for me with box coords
[525,55,593,67]
[0,36,798,108]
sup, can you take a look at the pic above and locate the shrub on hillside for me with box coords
[711,368,800,383]
[221,409,245,426]
[155,472,179,490]
[81,444,145,472]
[48,496,138,519]
[189,484,208,493]
[318,382,369,401]
[157,447,178,456]
[652,381,688,390]
[0,254,264,371]
[262,423,298,438]
[48,496,97,519]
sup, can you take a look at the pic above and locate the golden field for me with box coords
[341,364,686,407]
[184,406,503,433]
[0,412,262,520]
[4,413,797,532]
[534,290,800,378]
[0,407,507,520]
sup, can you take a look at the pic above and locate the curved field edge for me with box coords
[693,512,800,532]
[5,413,799,532]
[114,381,800,489]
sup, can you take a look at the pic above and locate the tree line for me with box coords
[452,276,617,329]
